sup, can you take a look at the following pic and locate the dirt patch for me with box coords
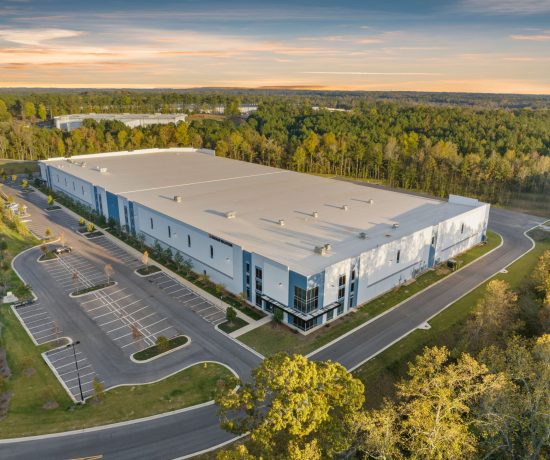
[42,400,59,410]
[22,367,36,377]
[435,266,451,276]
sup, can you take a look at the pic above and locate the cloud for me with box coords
[0,28,83,45]
[511,32,550,41]
[301,71,444,76]
[459,0,550,14]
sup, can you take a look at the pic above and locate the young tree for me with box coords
[37,103,47,121]
[59,230,65,248]
[21,178,28,189]
[465,279,521,353]
[11,174,16,183]
[182,258,193,276]
[226,306,237,325]
[44,227,52,240]
[104,264,114,283]
[273,308,283,325]
[155,335,169,353]
[78,217,85,227]
[174,251,183,271]
[92,377,105,402]
[532,250,550,294]
[21,101,36,119]
[86,222,95,233]
[47,195,54,206]
[216,353,365,459]
[142,250,149,267]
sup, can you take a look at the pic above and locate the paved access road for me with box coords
[310,208,544,368]
[0,183,544,460]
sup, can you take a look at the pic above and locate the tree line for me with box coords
[0,92,549,204]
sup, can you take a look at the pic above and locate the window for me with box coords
[337,303,344,315]
[461,223,465,234]
[210,245,214,259]
[396,249,401,264]
[150,217,154,230]
[168,225,171,238]
[293,286,319,314]
[349,297,354,308]
[255,293,262,307]
[338,274,346,300]
[431,236,435,245]
[81,185,84,195]
[64,178,67,186]
[327,309,334,321]
[255,267,263,307]
[72,181,75,191]
[255,267,263,279]
[187,235,191,247]
[351,270,355,281]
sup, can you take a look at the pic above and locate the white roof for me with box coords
[43,149,483,275]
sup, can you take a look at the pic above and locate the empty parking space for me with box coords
[44,345,102,402]
[146,272,226,326]
[41,252,106,294]
[13,301,63,345]
[91,236,141,269]
[77,283,179,355]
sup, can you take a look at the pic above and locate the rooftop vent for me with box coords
[81,162,87,167]
[173,195,182,203]
[225,211,237,219]
[385,233,391,237]
[312,211,319,218]
[367,199,374,204]
[342,205,349,211]
[95,166,108,173]
[278,219,285,226]
[314,245,327,255]
[324,243,332,251]
[392,223,399,229]
[359,232,368,239]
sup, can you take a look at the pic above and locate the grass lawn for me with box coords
[238,231,501,357]
[353,225,550,408]
[218,317,248,334]
[38,251,58,261]
[136,265,161,276]
[133,335,188,361]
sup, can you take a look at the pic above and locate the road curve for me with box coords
[0,204,544,459]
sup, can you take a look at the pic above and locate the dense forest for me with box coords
[0,90,549,206]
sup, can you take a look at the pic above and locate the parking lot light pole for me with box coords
[66,340,84,403]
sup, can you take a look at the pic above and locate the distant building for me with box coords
[39,148,489,334]
[53,113,187,132]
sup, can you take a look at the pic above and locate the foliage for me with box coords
[226,306,237,324]
[273,308,283,324]
[464,280,521,353]
[92,377,105,402]
[476,335,550,460]
[357,346,503,460]
[155,335,169,353]
[47,195,54,206]
[216,353,365,459]
[86,222,95,233]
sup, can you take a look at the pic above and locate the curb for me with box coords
[130,336,191,364]
[133,266,161,277]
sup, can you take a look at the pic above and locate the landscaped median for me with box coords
[69,281,116,298]
[132,335,190,362]
[135,265,161,276]
[238,230,502,357]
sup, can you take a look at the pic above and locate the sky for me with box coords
[0,0,549,94]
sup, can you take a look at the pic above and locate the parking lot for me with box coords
[12,301,63,345]
[40,252,107,295]
[77,283,180,356]
[91,235,142,270]
[43,345,102,402]
[145,272,227,326]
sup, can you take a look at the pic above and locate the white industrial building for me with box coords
[53,113,187,131]
[39,148,490,334]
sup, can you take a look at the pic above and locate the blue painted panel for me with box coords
[46,165,53,188]
[428,245,436,268]
[242,250,251,300]
[288,270,307,307]
[106,191,120,223]
[128,201,136,235]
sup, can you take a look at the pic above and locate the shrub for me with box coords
[226,306,237,324]
[156,335,169,353]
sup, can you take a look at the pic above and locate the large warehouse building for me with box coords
[39,148,490,334]
[53,113,187,131]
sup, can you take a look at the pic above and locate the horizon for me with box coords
[1,0,550,95]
